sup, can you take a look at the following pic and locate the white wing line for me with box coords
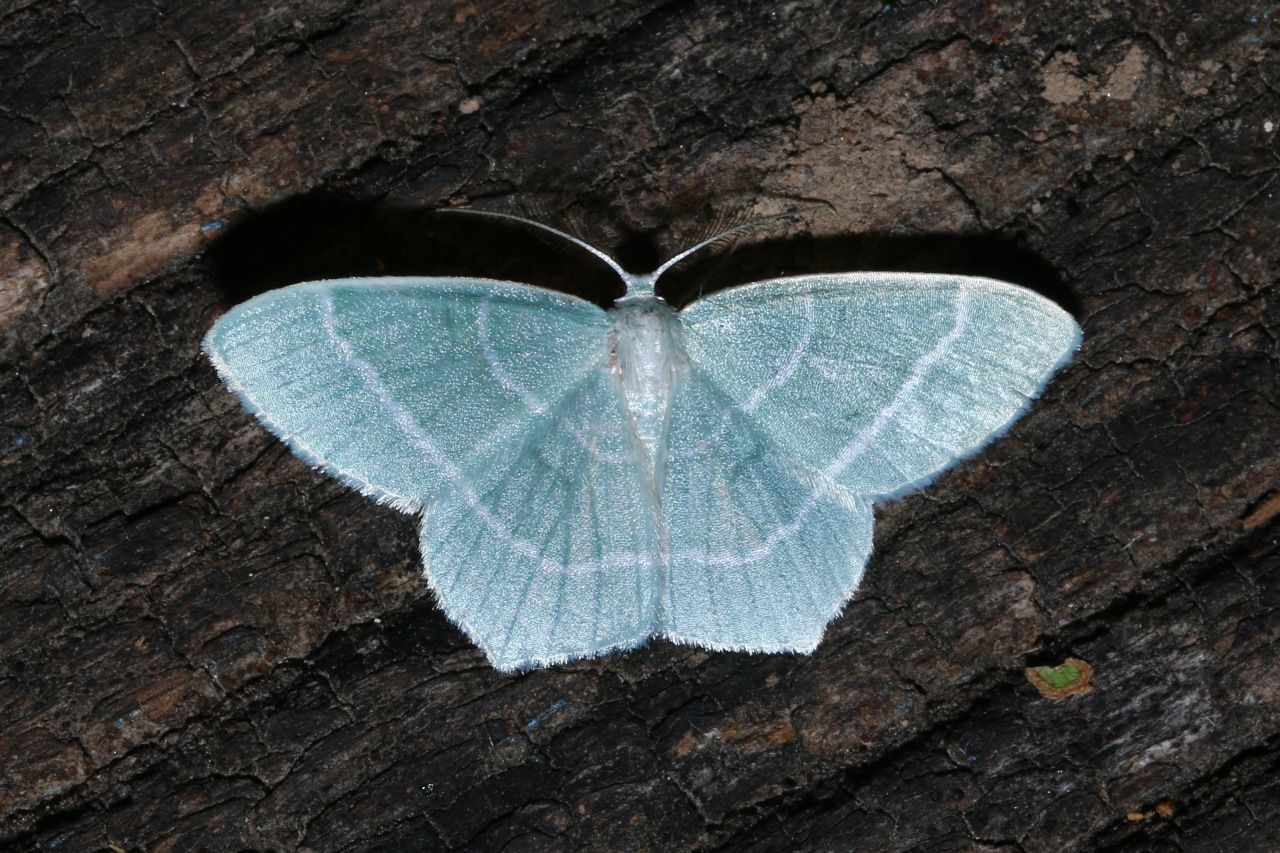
[477,298,630,464]
[668,480,861,568]
[672,296,817,461]
[824,289,971,481]
[320,296,646,577]
[477,299,548,415]
[671,290,970,568]
[741,295,817,413]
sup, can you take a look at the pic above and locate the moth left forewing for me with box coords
[204,276,613,512]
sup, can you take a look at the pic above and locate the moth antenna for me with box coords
[440,208,628,281]
[682,206,761,254]
[652,205,829,282]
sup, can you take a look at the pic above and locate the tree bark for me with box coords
[2,0,1277,849]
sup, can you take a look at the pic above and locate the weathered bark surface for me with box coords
[2,0,1277,849]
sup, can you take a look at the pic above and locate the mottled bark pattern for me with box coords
[2,0,1277,850]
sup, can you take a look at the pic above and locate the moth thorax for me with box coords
[608,298,684,480]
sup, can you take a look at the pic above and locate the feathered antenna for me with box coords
[652,204,831,281]
[438,201,832,299]
[438,207,629,280]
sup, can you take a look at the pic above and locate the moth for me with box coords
[204,212,1081,671]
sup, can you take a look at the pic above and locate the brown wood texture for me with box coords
[2,1,1278,850]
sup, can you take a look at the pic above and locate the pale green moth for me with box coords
[204,212,1081,671]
